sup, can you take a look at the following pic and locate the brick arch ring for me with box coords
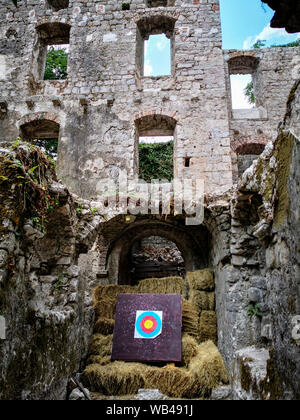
[18,112,62,129]
[134,110,178,123]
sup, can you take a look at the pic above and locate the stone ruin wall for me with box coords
[0,0,299,400]
[0,0,299,196]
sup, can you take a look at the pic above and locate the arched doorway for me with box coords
[129,235,185,285]
[106,220,209,285]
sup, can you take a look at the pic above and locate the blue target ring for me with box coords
[136,311,162,339]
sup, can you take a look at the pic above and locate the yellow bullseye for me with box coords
[144,320,154,330]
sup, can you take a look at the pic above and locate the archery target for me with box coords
[134,311,163,339]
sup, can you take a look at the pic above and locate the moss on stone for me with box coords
[273,132,294,227]
[259,348,282,400]
[240,359,252,393]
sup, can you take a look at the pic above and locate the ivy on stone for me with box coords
[139,142,174,183]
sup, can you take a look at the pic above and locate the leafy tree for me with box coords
[244,81,255,105]
[252,39,266,49]
[271,39,300,48]
[139,142,174,182]
[44,47,68,80]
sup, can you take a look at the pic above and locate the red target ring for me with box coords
[140,315,157,334]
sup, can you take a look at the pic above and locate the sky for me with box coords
[144,0,300,109]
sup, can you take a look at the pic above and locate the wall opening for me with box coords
[146,0,171,7]
[106,219,210,285]
[34,23,70,82]
[135,114,177,182]
[20,119,60,160]
[136,16,176,77]
[230,74,255,109]
[236,143,266,175]
[130,236,185,285]
[46,0,69,11]
[184,157,191,168]
[228,55,260,110]
[144,34,171,76]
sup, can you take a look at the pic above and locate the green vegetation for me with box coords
[248,304,262,319]
[139,141,174,182]
[44,47,68,81]
[244,81,255,105]
[252,38,300,49]
[32,139,58,160]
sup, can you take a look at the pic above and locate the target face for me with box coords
[134,311,163,339]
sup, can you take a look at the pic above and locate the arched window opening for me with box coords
[228,56,260,110]
[130,236,185,285]
[20,119,60,160]
[146,0,172,7]
[135,114,177,182]
[136,16,176,77]
[34,23,70,81]
[46,0,69,11]
[236,143,266,175]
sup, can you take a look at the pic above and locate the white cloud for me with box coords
[144,59,153,76]
[230,75,254,109]
[243,23,299,50]
[156,35,168,51]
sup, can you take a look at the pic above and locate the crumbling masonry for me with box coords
[0,0,299,400]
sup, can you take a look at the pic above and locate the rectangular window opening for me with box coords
[139,136,174,182]
[144,34,171,77]
[230,74,255,110]
[184,157,191,168]
[44,44,69,81]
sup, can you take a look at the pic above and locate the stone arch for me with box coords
[106,221,210,285]
[227,54,260,75]
[235,143,266,155]
[136,15,177,39]
[231,136,268,154]
[135,113,177,136]
[20,119,60,141]
[19,113,61,134]
[36,22,71,45]
[145,0,176,7]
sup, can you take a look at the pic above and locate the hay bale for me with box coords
[89,334,113,358]
[94,298,116,320]
[189,340,229,396]
[199,311,217,344]
[87,355,111,366]
[94,318,115,335]
[187,269,214,291]
[182,300,199,337]
[144,366,198,398]
[181,334,198,367]
[189,291,215,311]
[138,276,184,295]
[94,285,136,303]
[81,362,145,395]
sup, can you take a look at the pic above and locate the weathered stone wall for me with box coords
[0,144,100,399]
[214,108,300,399]
[0,0,233,196]
[224,48,300,181]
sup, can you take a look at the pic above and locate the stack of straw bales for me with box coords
[82,271,227,398]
